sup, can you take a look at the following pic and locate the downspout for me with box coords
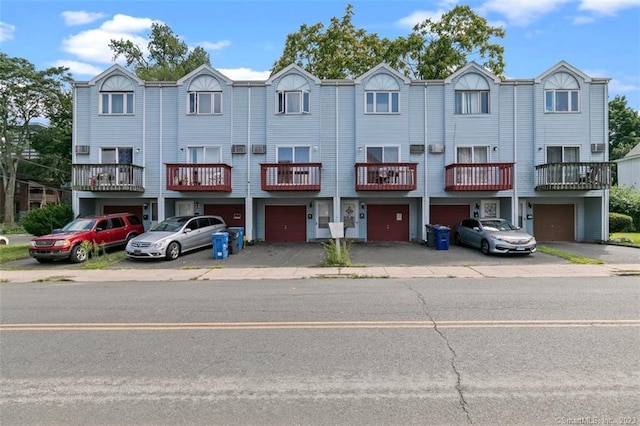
[423,83,428,240]
[512,81,518,226]
[72,85,79,214]
[158,84,165,222]
[602,81,609,241]
[246,84,253,242]
[334,83,340,226]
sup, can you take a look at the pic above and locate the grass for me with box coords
[322,239,352,267]
[537,246,604,264]
[0,243,31,263]
[609,232,640,246]
[81,251,126,269]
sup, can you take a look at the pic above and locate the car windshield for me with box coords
[151,217,188,232]
[61,219,95,232]
[481,220,516,231]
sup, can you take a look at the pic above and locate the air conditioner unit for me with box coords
[252,144,266,154]
[75,145,90,154]
[591,143,605,153]
[409,144,425,154]
[428,144,444,153]
[231,144,247,154]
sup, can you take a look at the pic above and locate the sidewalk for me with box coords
[2,263,639,283]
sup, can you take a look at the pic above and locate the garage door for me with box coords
[103,205,143,222]
[204,204,245,227]
[265,205,306,242]
[367,204,409,241]
[429,205,470,228]
[533,204,575,241]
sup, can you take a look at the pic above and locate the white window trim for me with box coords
[365,145,401,162]
[455,145,490,163]
[454,90,490,115]
[99,92,134,115]
[480,200,499,218]
[365,91,400,114]
[276,145,312,163]
[276,90,310,114]
[188,91,222,115]
[187,146,222,164]
[544,89,580,113]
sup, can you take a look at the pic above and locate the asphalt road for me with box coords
[1,276,638,425]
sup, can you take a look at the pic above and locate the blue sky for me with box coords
[1,0,639,110]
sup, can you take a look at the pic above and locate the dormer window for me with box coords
[99,75,134,115]
[277,90,310,114]
[275,74,311,115]
[544,72,579,112]
[454,73,490,115]
[187,75,222,115]
[364,74,400,114]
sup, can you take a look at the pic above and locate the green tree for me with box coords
[0,53,72,225]
[20,202,74,236]
[109,23,211,80]
[609,95,640,161]
[272,4,505,80]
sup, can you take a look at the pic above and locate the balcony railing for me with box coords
[166,164,232,192]
[535,162,611,191]
[72,164,144,192]
[355,163,417,191]
[261,163,322,191]
[445,163,514,191]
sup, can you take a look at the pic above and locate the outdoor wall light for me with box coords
[492,146,498,152]
[528,202,533,209]
[195,202,200,208]
[361,203,365,210]
[143,203,148,209]
[309,202,313,208]
[135,148,141,153]
[475,203,480,209]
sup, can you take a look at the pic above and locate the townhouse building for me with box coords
[71,60,611,243]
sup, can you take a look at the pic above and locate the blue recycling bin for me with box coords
[228,227,244,250]
[435,226,450,250]
[212,232,229,259]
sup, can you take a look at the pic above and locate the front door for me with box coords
[342,200,359,239]
[315,201,332,239]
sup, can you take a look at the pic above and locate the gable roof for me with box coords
[88,64,144,87]
[265,64,321,86]
[615,143,640,163]
[444,62,501,85]
[355,63,411,85]
[535,60,593,83]
[177,64,233,86]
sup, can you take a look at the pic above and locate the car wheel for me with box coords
[480,240,491,255]
[454,233,463,246]
[69,244,88,263]
[165,242,180,261]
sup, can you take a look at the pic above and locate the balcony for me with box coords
[535,162,611,191]
[261,163,322,191]
[166,164,232,192]
[72,164,144,192]
[355,163,417,191]
[445,163,514,191]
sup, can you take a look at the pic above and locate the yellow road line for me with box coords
[1,320,639,331]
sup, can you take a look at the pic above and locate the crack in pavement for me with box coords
[408,284,473,424]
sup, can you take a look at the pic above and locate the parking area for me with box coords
[3,237,638,271]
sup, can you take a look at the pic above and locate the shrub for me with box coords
[20,203,75,236]
[610,186,640,229]
[609,212,635,232]
[323,239,351,266]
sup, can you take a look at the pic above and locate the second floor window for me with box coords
[367,146,399,163]
[545,90,579,112]
[101,92,134,114]
[455,91,489,114]
[277,146,310,163]
[366,91,399,113]
[277,91,310,114]
[457,146,489,163]
[189,92,222,114]
[188,146,221,163]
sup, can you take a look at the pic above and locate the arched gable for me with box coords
[188,75,222,91]
[544,72,580,90]
[455,73,490,91]
[276,74,311,91]
[364,73,400,91]
[100,75,135,91]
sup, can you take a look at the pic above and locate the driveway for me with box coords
[2,238,638,271]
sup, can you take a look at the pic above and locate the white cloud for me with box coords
[53,60,105,77]
[218,68,271,81]
[197,40,232,51]
[396,10,446,29]
[0,21,16,42]
[101,14,155,32]
[609,78,640,94]
[579,0,640,16]
[61,11,106,26]
[481,0,573,26]
[572,15,596,24]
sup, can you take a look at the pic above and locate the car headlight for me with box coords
[53,240,70,247]
[153,240,168,249]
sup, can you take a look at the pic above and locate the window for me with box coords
[546,145,580,183]
[277,146,310,163]
[188,92,222,114]
[454,73,490,115]
[455,91,489,114]
[277,91,310,114]
[188,147,221,164]
[544,72,580,112]
[366,146,399,163]
[100,147,134,185]
[187,75,223,115]
[365,91,399,113]
[547,146,579,163]
[100,75,135,115]
[456,146,488,163]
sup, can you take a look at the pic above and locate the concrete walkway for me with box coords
[2,263,639,283]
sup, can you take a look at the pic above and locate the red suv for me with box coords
[29,213,144,263]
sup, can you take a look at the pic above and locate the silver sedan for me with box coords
[126,215,227,260]
[452,217,537,255]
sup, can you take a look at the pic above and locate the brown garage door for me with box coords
[429,205,470,228]
[533,204,575,241]
[265,205,306,242]
[204,204,245,227]
[103,205,143,222]
[367,204,409,241]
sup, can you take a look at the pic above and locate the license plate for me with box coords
[516,246,525,251]
[134,249,141,254]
